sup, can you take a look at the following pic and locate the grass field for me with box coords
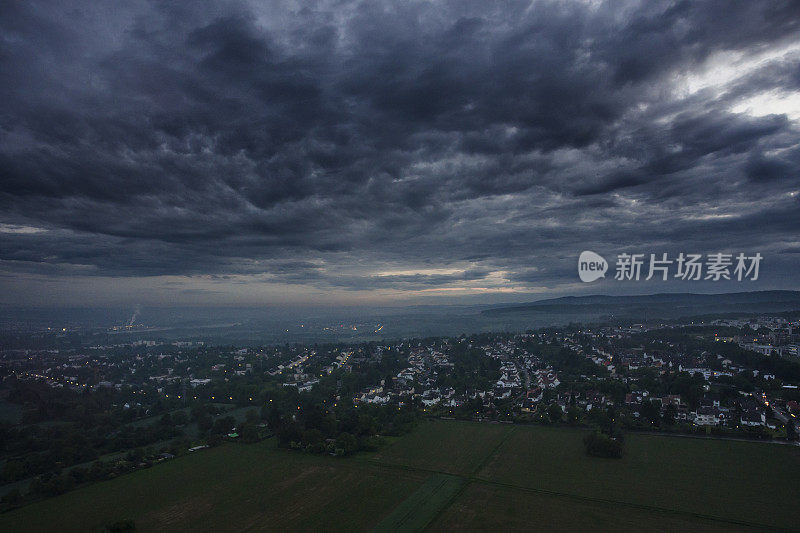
[2,420,798,532]
[0,441,426,532]
[368,420,512,475]
[371,474,465,532]
[428,482,743,532]
[476,425,800,530]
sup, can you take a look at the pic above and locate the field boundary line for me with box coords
[418,476,469,533]
[419,425,519,532]
[469,475,788,532]
[371,473,465,533]
[470,425,516,476]
[363,455,790,532]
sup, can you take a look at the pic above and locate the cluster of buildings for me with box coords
[713,317,800,356]
[348,315,800,435]
[4,313,799,438]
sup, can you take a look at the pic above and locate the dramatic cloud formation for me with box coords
[1,0,799,305]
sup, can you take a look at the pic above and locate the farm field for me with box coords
[0,403,248,500]
[475,425,800,530]
[372,473,465,532]
[1,420,798,532]
[428,482,747,533]
[368,419,512,475]
[0,440,425,532]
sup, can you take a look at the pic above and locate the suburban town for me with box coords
[2,311,800,511]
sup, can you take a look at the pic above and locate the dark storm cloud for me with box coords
[0,0,799,302]
[744,152,797,182]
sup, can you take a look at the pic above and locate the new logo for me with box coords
[578,251,608,282]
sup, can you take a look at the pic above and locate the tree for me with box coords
[264,406,281,430]
[663,404,677,425]
[566,406,582,425]
[355,414,377,436]
[787,418,798,441]
[211,416,235,435]
[335,432,358,455]
[240,424,260,443]
[303,429,324,445]
[584,432,623,458]
[640,400,661,427]
[606,405,618,437]
[197,413,213,433]
[547,404,563,423]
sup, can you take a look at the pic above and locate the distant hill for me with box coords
[481,290,800,320]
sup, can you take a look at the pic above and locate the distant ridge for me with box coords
[481,290,800,318]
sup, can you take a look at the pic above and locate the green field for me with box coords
[369,420,513,475]
[372,474,465,532]
[2,420,799,532]
[0,441,426,532]
[477,425,800,530]
[428,482,742,532]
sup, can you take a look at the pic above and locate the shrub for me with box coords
[335,432,358,455]
[584,431,623,458]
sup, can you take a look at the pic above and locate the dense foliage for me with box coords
[583,431,623,459]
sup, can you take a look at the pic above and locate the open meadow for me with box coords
[476,425,800,530]
[1,420,798,532]
[0,440,425,532]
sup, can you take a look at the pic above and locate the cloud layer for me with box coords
[1,0,799,305]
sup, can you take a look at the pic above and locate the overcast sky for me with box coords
[1,0,799,308]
